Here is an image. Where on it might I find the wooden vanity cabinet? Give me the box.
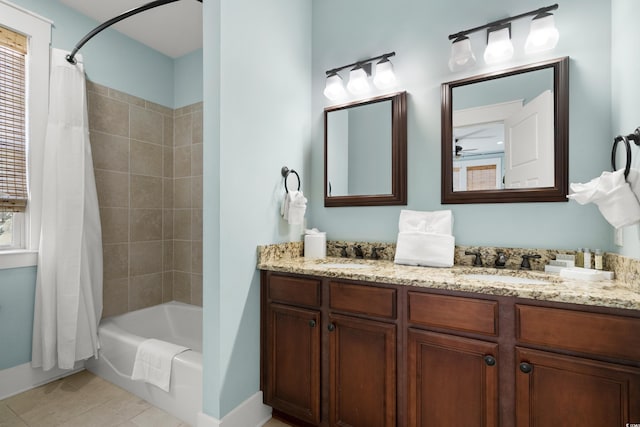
[406,292,499,427]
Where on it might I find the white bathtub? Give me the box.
[86,301,202,426]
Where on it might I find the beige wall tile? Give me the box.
[103,278,129,317]
[163,271,174,303]
[131,106,163,145]
[192,209,202,242]
[131,209,162,242]
[163,116,174,148]
[191,241,202,274]
[191,274,202,307]
[88,92,129,137]
[109,88,146,108]
[174,114,192,147]
[173,271,191,304]
[95,170,129,208]
[131,140,163,177]
[173,240,191,273]
[129,241,163,276]
[174,178,192,209]
[191,175,203,208]
[131,175,163,209]
[100,208,129,244]
[163,209,174,240]
[146,101,173,117]
[86,80,109,96]
[90,131,129,173]
[103,243,129,280]
[163,147,174,178]
[173,209,192,240]
[191,143,203,176]
[163,240,174,271]
[129,273,163,311]
[174,145,192,178]
[192,110,203,145]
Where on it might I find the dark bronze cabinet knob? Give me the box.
[328,323,336,332]
[309,319,316,328]
[484,355,496,366]
[519,362,533,374]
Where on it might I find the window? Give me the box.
[0,3,50,268]
[0,24,27,249]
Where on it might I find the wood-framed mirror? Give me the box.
[324,91,407,207]
[441,56,569,204]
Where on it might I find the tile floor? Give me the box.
[0,370,289,427]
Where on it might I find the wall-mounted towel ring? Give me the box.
[281,166,301,193]
[611,135,631,179]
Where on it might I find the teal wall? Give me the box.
[612,0,640,259]
[0,267,36,370]
[309,0,615,251]
[202,0,311,419]
[175,49,204,108]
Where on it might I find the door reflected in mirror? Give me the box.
[442,57,569,204]
[324,91,407,207]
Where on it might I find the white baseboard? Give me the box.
[197,391,272,427]
[0,361,84,400]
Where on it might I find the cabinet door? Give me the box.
[328,313,397,427]
[265,303,321,424]
[516,347,640,427]
[407,329,498,427]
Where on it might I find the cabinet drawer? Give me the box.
[408,292,498,336]
[516,305,640,361]
[269,274,321,307]
[329,281,396,319]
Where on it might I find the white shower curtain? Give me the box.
[32,48,103,371]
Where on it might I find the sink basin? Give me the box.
[461,273,550,285]
[316,262,372,270]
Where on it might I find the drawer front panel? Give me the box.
[269,274,321,307]
[408,292,498,336]
[516,304,640,361]
[330,281,396,319]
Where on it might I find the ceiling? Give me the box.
[59,0,202,58]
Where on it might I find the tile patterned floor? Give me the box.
[0,370,289,427]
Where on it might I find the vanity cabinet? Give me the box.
[261,270,640,427]
[514,304,640,426]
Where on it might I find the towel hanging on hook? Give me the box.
[281,166,301,193]
[280,166,306,225]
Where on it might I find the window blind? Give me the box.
[466,165,497,191]
[0,25,28,212]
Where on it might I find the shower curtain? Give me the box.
[32,48,103,371]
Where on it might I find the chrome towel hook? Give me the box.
[281,166,301,193]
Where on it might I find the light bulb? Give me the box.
[346,66,370,95]
[484,26,514,65]
[323,73,347,101]
[448,36,476,72]
[525,13,559,54]
[373,58,397,89]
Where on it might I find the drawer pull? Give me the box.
[484,355,496,366]
[309,319,316,328]
[328,323,336,332]
[519,362,533,374]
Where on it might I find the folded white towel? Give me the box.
[394,231,455,268]
[398,209,453,234]
[568,169,640,228]
[286,191,307,225]
[131,338,189,392]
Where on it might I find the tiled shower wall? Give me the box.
[86,81,203,317]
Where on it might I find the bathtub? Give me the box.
[86,301,202,426]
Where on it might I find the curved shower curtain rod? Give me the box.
[66,0,203,64]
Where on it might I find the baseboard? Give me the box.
[197,391,272,427]
[0,361,84,400]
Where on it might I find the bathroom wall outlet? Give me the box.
[614,227,624,246]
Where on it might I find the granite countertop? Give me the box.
[258,252,640,311]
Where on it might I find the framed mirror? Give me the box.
[324,91,407,207]
[441,57,569,204]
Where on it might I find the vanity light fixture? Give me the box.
[323,52,396,100]
[484,24,514,64]
[448,3,559,69]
